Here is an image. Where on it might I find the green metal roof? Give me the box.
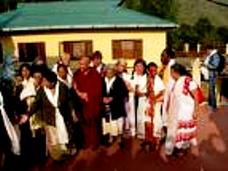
[0,0,177,32]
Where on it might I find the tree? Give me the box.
[0,0,17,13]
[193,17,221,45]
[217,27,228,43]
[168,24,199,50]
[125,0,176,21]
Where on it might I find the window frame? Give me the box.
[112,39,143,59]
[61,40,93,60]
[18,42,46,62]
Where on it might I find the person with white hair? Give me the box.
[116,59,134,134]
[102,64,128,146]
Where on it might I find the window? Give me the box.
[112,40,143,59]
[18,43,46,62]
[62,41,93,60]
[0,43,3,64]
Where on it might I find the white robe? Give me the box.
[44,82,69,146]
[0,92,20,155]
[132,73,148,139]
[165,76,197,154]
[151,75,165,138]
[162,59,175,127]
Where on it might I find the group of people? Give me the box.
[1,46,220,170]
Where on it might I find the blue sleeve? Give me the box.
[208,53,220,70]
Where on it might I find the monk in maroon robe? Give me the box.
[73,56,102,149]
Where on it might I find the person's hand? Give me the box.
[103,97,112,104]
[71,110,78,123]
[79,92,89,102]
[103,97,109,104]
[19,114,29,125]
[136,90,145,97]
[125,82,134,92]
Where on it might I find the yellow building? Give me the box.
[0,1,176,67]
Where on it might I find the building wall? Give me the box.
[2,30,167,67]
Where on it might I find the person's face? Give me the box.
[171,69,179,80]
[62,53,71,66]
[92,57,102,67]
[161,53,170,66]
[21,67,30,79]
[43,78,54,89]
[79,57,90,72]
[135,63,145,75]
[148,66,157,78]
[106,68,115,79]
[33,73,43,87]
[116,63,126,73]
[58,67,67,80]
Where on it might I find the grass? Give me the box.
[175,0,228,27]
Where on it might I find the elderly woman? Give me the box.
[116,59,135,136]
[102,64,128,145]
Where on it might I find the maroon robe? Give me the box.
[73,68,102,148]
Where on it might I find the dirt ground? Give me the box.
[30,104,228,171]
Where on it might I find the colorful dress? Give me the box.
[146,75,165,142]
[165,76,197,154]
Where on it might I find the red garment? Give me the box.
[73,68,103,148]
[145,76,155,143]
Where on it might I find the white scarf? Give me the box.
[57,76,71,88]
[105,76,116,94]
[204,49,218,66]
[0,92,20,155]
[44,82,69,145]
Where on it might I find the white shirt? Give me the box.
[96,64,103,74]
[57,76,72,88]
[154,75,165,96]
[105,76,116,94]
[20,77,36,100]
[133,73,147,94]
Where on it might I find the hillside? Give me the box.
[176,0,228,27]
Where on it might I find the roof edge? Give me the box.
[2,23,178,32]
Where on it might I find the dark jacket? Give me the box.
[102,76,128,120]
[30,82,73,127]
